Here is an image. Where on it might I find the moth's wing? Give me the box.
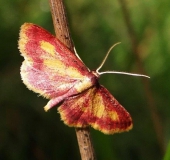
[19,23,91,109]
[58,85,133,134]
[58,86,95,128]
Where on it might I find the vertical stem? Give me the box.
[48,0,73,51]
[76,128,96,160]
[118,0,165,154]
[48,0,96,159]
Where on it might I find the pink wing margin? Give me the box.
[58,85,133,134]
[19,23,92,110]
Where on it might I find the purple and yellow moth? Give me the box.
[19,23,149,134]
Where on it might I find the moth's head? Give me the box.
[91,70,100,78]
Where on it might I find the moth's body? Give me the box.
[19,23,133,134]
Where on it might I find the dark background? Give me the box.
[0,0,170,159]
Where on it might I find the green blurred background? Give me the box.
[0,0,170,159]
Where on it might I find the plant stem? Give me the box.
[48,0,96,159]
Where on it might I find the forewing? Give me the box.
[19,23,90,100]
[58,85,132,134]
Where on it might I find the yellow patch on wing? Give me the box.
[66,67,84,79]
[40,41,56,56]
[93,94,105,118]
[43,59,85,79]
[93,92,119,121]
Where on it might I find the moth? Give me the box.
[19,23,149,134]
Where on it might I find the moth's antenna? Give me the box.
[99,71,150,78]
[73,46,90,71]
[96,42,150,78]
[73,47,83,62]
[96,42,121,73]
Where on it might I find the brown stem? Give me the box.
[118,0,165,154]
[48,0,73,51]
[48,0,96,159]
[76,128,96,160]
